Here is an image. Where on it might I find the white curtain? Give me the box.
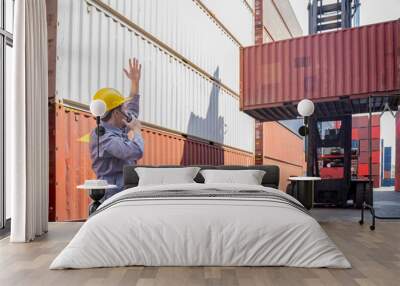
[8,0,49,242]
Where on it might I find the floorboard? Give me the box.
[0,210,399,286]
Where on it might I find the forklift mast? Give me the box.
[308,115,352,206]
[308,0,360,34]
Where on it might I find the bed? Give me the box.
[50,165,351,269]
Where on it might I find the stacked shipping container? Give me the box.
[262,122,305,190]
[352,115,380,187]
[55,0,255,151]
[52,104,253,221]
[48,0,306,220]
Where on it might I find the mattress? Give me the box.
[50,183,351,269]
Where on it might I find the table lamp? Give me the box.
[297,99,315,175]
[297,99,315,136]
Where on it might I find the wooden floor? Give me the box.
[0,211,399,286]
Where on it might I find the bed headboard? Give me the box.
[123,165,280,190]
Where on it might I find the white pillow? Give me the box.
[135,167,201,186]
[200,169,266,185]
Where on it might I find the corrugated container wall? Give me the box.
[352,115,381,188]
[99,0,241,91]
[262,122,305,190]
[241,20,400,111]
[52,105,253,221]
[56,0,255,152]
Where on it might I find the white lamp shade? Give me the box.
[297,99,315,117]
[90,100,107,117]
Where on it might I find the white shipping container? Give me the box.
[245,0,255,10]
[198,0,254,46]
[98,0,243,93]
[56,0,255,152]
[272,0,303,37]
[263,28,274,43]
[263,0,302,40]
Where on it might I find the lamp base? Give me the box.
[88,189,106,215]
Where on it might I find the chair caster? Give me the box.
[370,225,375,231]
[358,220,363,225]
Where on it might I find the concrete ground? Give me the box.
[310,188,400,223]
[373,190,400,217]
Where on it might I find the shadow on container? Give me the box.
[181,68,225,165]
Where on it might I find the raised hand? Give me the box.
[123,58,142,97]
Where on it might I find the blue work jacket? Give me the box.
[89,95,144,199]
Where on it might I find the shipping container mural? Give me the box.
[56,0,255,152]
[50,104,254,221]
[49,0,310,221]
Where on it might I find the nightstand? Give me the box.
[288,177,321,210]
[77,180,117,215]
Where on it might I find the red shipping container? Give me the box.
[352,117,367,128]
[352,115,380,128]
[373,176,379,188]
[358,163,380,176]
[358,164,368,176]
[240,20,400,121]
[320,167,344,179]
[372,163,380,176]
[360,139,380,152]
[358,152,368,164]
[352,128,359,140]
[358,128,368,140]
[358,151,380,164]
[51,104,255,221]
[358,127,380,140]
[372,126,380,139]
[372,151,380,164]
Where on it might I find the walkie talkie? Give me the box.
[122,112,134,123]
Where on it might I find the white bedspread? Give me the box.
[50,183,351,269]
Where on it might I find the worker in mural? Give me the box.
[89,58,144,199]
